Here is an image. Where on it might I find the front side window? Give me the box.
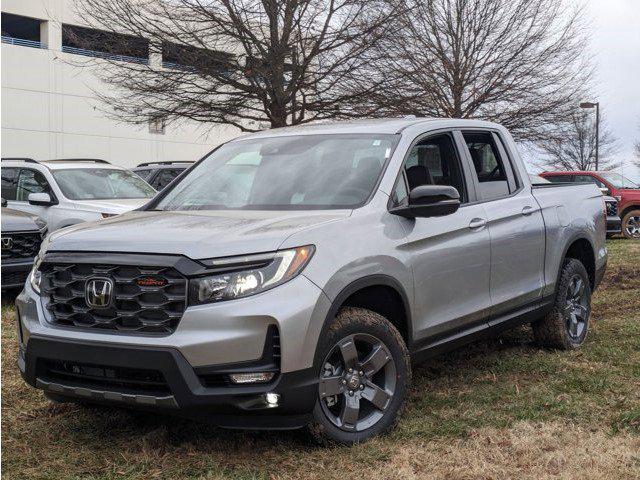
[392,133,467,205]
[574,175,605,188]
[153,169,183,190]
[155,134,399,210]
[134,169,153,180]
[52,169,156,200]
[1,167,19,200]
[463,131,510,200]
[16,169,52,201]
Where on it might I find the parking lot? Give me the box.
[1,239,638,479]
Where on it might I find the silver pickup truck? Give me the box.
[16,118,607,444]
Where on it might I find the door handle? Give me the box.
[469,218,487,229]
[522,206,535,216]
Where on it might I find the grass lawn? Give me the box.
[2,240,639,479]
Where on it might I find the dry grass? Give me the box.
[2,240,639,479]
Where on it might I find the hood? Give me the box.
[1,208,45,232]
[73,198,151,214]
[46,209,350,259]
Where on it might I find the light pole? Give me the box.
[580,101,600,170]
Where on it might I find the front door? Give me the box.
[391,132,492,341]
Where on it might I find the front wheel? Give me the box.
[309,307,411,444]
[622,209,640,239]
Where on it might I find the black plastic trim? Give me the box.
[22,335,317,428]
[410,296,554,363]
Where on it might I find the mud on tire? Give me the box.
[308,307,411,445]
[533,258,592,349]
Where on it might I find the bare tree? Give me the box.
[537,109,618,171]
[371,0,592,142]
[71,0,398,132]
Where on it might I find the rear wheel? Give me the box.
[622,209,640,239]
[309,307,410,444]
[533,258,591,349]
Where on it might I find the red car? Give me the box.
[540,171,640,239]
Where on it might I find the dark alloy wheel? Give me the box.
[564,274,589,342]
[533,258,592,349]
[309,307,410,444]
[319,333,396,432]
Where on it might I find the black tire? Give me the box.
[621,209,640,239]
[308,307,411,445]
[533,258,592,349]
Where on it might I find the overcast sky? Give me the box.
[588,0,640,179]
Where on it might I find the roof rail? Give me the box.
[136,160,194,167]
[1,157,38,164]
[45,158,111,164]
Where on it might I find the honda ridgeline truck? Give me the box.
[17,119,607,444]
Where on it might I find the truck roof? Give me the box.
[234,117,504,140]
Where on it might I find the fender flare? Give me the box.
[555,234,596,290]
[311,274,413,368]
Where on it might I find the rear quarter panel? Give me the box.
[532,184,606,296]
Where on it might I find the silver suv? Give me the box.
[1,158,156,231]
[16,119,607,444]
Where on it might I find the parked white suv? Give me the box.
[1,158,156,231]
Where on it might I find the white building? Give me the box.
[1,0,239,169]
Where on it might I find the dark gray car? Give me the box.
[16,118,607,444]
[1,203,47,288]
[132,161,193,191]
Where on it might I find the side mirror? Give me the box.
[1,198,7,207]
[599,187,610,196]
[391,185,461,218]
[28,192,54,206]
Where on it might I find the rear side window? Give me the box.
[16,169,52,201]
[1,167,19,200]
[462,132,510,200]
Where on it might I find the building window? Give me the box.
[62,24,149,64]
[149,117,166,135]
[1,13,46,49]
[162,41,232,74]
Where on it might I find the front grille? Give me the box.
[606,201,618,216]
[1,232,42,259]
[41,263,187,334]
[37,358,170,395]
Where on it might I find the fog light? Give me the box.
[229,372,275,384]
[264,392,280,407]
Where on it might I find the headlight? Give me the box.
[189,245,315,304]
[28,254,43,294]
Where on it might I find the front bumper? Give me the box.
[606,216,621,235]
[19,335,317,429]
[1,257,33,289]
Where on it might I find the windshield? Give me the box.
[599,172,639,189]
[155,134,399,210]
[53,169,156,200]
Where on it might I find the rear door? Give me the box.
[460,130,546,315]
[390,131,492,340]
